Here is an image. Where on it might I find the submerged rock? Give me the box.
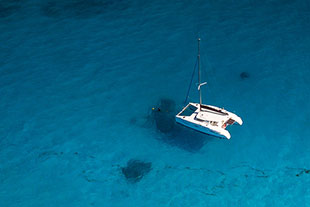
[240,72,249,80]
[121,159,152,183]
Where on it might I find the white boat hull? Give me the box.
[175,103,242,139]
[176,117,227,139]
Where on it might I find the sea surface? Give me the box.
[1,0,310,206]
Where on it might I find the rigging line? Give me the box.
[184,57,198,106]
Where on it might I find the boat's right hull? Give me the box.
[175,117,227,139]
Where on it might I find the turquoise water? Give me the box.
[1,0,310,206]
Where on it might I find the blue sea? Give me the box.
[1,0,310,206]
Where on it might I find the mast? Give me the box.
[198,38,202,105]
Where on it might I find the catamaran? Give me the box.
[175,38,243,139]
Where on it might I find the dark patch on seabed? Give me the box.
[150,98,210,152]
[240,72,250,80]
[41,0,128,19]
[294,168,310,177]
[121,159,152,183]
[0,1,21,18]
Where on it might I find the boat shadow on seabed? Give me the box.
[148,98,213,152]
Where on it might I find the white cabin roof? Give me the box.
[195,111,228,123]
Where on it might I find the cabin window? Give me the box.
[180,105,198,116]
